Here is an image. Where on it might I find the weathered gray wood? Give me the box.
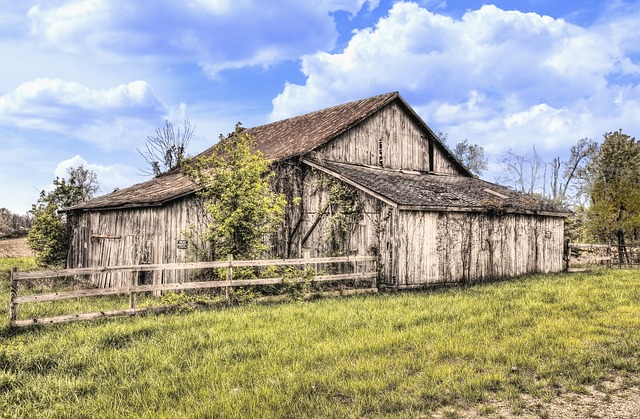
[302,159,398,207]
[13,287,380,327]
[129,272,137,310]
[395,211,564,285]
[226,254,232,303]
[314,101,462,175]
[12,306,171,327]
[301,201,331,245]
[10,267,18,325]
[13,256,377,281]
[14,272,377,304]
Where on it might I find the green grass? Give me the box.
[1,259,639,418]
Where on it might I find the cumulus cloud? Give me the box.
[0,78,166,149]
[271,2,640,158]
[27,0,379,76]
[54,155,139,195]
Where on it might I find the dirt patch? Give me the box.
[434,375,640,418]
[0,237,33,258]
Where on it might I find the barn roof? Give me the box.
[305,159,570,217]
[64,172,197,211]
[65,92,466,211]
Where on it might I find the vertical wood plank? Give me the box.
[130,271,137,310]
[10,267,18,325]
[226,254,233,304]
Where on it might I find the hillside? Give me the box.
[0,238,32,258]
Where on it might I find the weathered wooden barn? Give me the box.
[65,92,569,288]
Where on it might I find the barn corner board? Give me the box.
[64,92,569,287]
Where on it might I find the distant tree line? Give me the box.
[439,129,640,247]
[496,131,640,247]
[0,208,32,239]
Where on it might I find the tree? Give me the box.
[585,130,640,250]
[139,119,194,177]
[545,138,598,204]
[187,124,287,260]
[0,208,32,238]
[498,146,543,195]
[452,139,488,177]
[27,166,100,266]
[434,131,488,177]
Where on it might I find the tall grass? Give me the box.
[1,261,639,418]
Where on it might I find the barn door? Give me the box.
[137,240,154,285]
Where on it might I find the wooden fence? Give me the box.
[565,242,640,271]
[9,255,377,327]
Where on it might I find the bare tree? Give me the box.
[498,146,543,195]
[138,119,195,177]
[544,138,597,204]
[561,137,598,202]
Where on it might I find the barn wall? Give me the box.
[275,168,386,276]
[314,102,462,175]
[395,211,565,286]
[67,196,210,287]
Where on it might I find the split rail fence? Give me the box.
[9,255,377,328]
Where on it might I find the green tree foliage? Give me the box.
[27,166,100,266]
[26,205,68,266]
[0,208,32,238]
[435,132,488,177]
[452,139,488,177]
[187,124,287,260]
[586,130,640,247]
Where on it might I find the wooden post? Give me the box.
[226,254,233,304]
[373,255,378,290]
[303,250,310,296]
[564,240,571,272]
[10,267,18,326]
[130,271,137,311]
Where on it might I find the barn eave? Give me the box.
[303,158,570,218]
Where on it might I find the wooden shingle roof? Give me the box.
[200,91,402,161]
[306,159,570,217]
[66,92,467,211]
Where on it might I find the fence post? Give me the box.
[373,255,379,290]
[226,254,233,304]
[10,267,18,326]
[564,240,571,272]
[303,250,311,297]
[130,271,137,311]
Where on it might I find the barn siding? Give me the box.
[395,211,565,286]
[67,196,209,287]
[314,102,461,175]
[273,168,384,276]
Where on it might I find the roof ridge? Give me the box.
[249,91,399,131]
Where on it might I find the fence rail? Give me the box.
[10,255,378,327]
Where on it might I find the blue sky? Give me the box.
[1,0,639,214]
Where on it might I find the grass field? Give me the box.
[1,257,639,418]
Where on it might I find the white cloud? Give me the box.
[0,78,166,149]
[27,0,380,76]
[270,1,640,163]
[54,155,139,195]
